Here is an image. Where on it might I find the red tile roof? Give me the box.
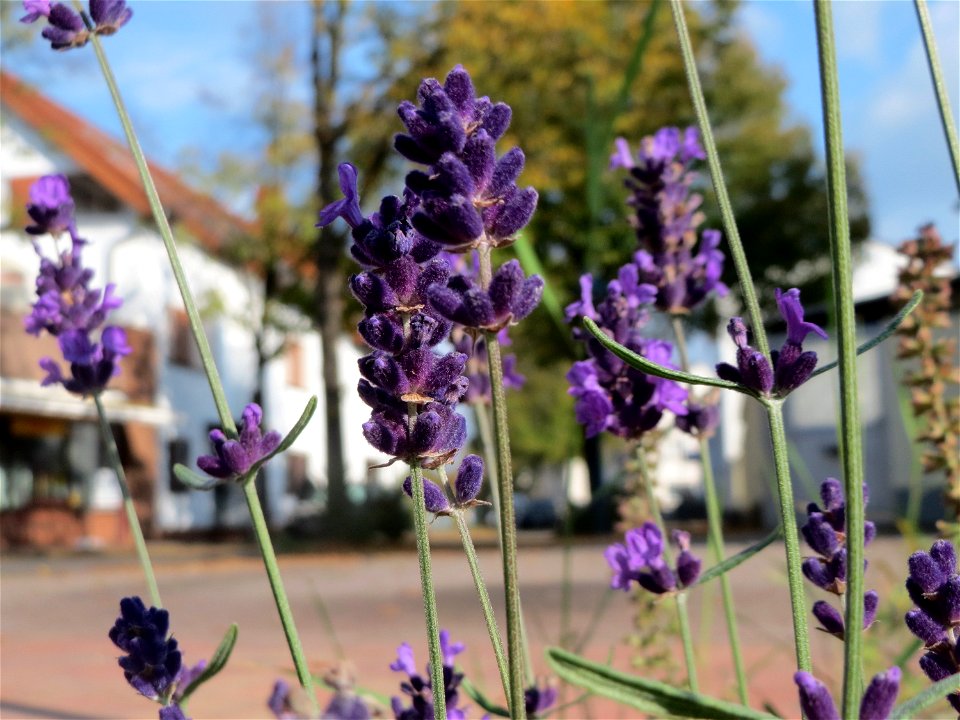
[1,70,255,252]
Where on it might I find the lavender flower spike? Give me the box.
[196,403,281,481]
[109,596,182,701]
[389,631,469,720]
[716,287,826,397]
[605,522,700,594]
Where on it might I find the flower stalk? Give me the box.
[914,0,960,192]
[813,2,867,712]
[670,317,749,705]
[635,450,699,692]
[478,243,528,719]
[93,392,162,609]
[85,27,316,709]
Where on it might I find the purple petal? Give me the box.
[858,667,900,720]
[776,288,828,345]
[794,671,840,720]
[454,455,483,504]
[813,601,845,638]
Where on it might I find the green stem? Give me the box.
[407,464,447,720]
[86,25,316,703]
[914,0,960,192]
[92,393,162,608]
[453,510,511,702]
[478,245,527,720]
[242,480,318,712]
[635,450,699,692]
[86,28,235,435]
[668,0,770,359]
[763,401,812,673]
[670,318,749,704]
[813,3,866,713]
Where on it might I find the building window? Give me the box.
[168,438,190,493]
[286,340,305,388]
[168,310,202,368]
[286,452,310,498]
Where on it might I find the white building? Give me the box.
[0,70,398,548]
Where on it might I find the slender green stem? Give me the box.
[406,463,447,720]
[669,0,769,359]
[472,399,536,685]
[86,29,235,435]
[914,0,960,192]
[670,318,749,704]
[92,393,162,608]
[813,3,866,713]
[635,450,699,692]
[86,25,316,702]
[453,511,511,702]
[242,480,318,713]
[763,401,812,673]
[478,244,527,720]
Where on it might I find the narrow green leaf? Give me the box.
[582,318,751,395]
[810,290,923,379]
[513,232,576,353]
[177,623,239,707]
[889,672,960,719]
[173,464,218,491]
[693,526,782,587]
[460,677,510,717]
[546,647,776,719]
[267,395,318,459]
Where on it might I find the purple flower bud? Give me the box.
[802,513,841,558]
[20,0,52,23]
[858,667,900,720]
[905,608,947,646]
[89,0,132,35]
[109,596,182,700]
[813,601,846,638]
[929,539,958,577]
[24,174,75,236]
[402,475,450,514]
[40,3,89,50]
[909,549,950,594]
[794,671,840,720]
[675,550,701,588]
[454,455,483,504]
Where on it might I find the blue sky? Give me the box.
[6,0,958,250]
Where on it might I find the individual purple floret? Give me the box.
[397,66,537,251]
[109,596,182,701]
[794,667,900,720]
[716,287,827,397]
[20,0,52,23]
[196,403,281,481]
[566,267,688,439]
[24,173,76,237]
[611,128,727,315]
[171,659,206,703]
[605,521,701,594]
[429,259,543,332]
[24,176,131,396]
[389,631,468,720]
[904,539,960,714]
[89,0,132,35]
[402,475,451,515]
[524,681,559,717]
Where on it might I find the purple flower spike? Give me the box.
[606,522,698,595]
[794,672,840,720]
[389,630,469,720]
[453,454,483,504]
[717,288,826,397]
[196,403,282,482]
[402,475,451,515]
[859,667,900,720]
[109,596,182,701]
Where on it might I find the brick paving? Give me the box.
[0,536,918,719]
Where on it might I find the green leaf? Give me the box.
[582,317,753,395]
[460,677,510,717]
[693,526,782,587]
[889,672,960,719]
[263,395,318,461]
[513,232,576,353]
[546,647,776,719]
[173,464,218,491]
[177,623,238,708]
[810,290,923,379]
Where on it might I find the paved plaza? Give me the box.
[1,536,919,719]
